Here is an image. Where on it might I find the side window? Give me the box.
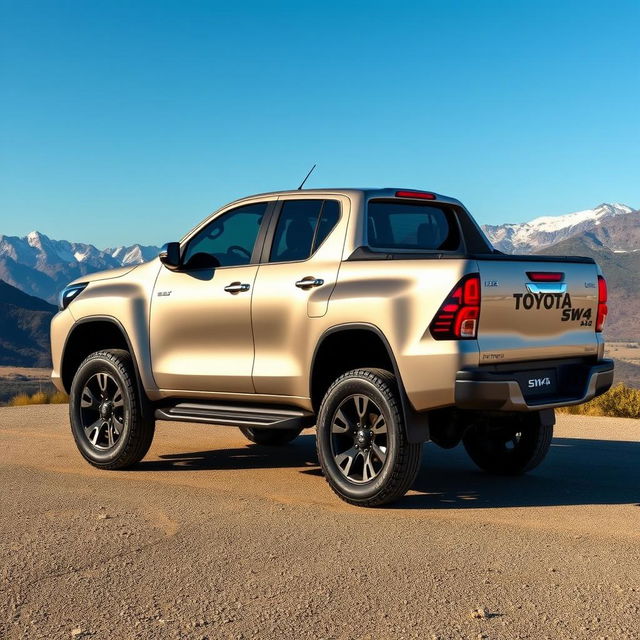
[183,202,268,268]
[313,200,340,252]
[269,199,340,263]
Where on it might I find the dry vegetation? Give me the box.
[8,391,68,406]
[5,385,639,419]
[557,384,640,419]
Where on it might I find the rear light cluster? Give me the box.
[430,274,481,340]
[596,275,608,333]
[526,271,564,282]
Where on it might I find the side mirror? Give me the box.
[159,242,181,270]
[182,252,221,270]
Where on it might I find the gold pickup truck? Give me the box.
[51,188,614,506]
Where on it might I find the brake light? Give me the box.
[395,190,436,200]
[596,275,608,332]
[430,274,481,340]
[526,272,564,282]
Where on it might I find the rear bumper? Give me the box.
[455,358,614,412]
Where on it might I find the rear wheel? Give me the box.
[316,368,422,507]
[239,426,302,446]
[69,349,155,469]
[462,413,553,475]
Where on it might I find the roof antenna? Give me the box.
[297,164,316,190]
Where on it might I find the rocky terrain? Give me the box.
[1,406,638,639]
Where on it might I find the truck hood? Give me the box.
[68,264,140,287]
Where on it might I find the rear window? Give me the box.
[367,200,461,251]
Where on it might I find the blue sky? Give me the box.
[1,0,638,247]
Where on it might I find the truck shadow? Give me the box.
[404,436,640,510]
[136,434,319,472]
[136,434,640,509]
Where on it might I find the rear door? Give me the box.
[251,197,345,397]
[476,259,600,363]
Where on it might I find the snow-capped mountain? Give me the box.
[482,203,636,254]
[0,232,159,304]
[107,244,161,265]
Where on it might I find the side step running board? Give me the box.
[155,402,316,431]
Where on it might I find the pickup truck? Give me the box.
[51,188,614,506]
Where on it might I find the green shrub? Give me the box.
[558,384,640,419]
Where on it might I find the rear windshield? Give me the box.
[367,200,461,251]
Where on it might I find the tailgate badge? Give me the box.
[528,377,551,389]
[484,280,498,287]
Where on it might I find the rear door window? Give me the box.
[269,199,340,263]
[367,200,461,251]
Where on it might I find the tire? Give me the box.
[239,426,303,446]
[69,349,155,469]
[462,413,553,475]
[316,368,422,507]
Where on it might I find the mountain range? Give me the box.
[482,202,639,344]
[0,279,57,367]
[482,203,638,254]
[0,231,160,304]
[0,201,638,378]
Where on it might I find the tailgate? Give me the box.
[476,258,600,363]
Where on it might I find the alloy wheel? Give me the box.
[330,394,388,483]
[79,372,126,450]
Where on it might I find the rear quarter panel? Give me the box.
[327,259,480,410]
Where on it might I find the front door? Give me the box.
[150,201,272,393]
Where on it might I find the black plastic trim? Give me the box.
[61,315,148,403]
[346,246,596,264]
[155,401,315,430]
[468,253,595,264]
[346,246,469,261]
[455,358,614,411]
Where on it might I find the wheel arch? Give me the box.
[60,316,146,401]
[310,323,429,443]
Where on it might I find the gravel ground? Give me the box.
[1,405,639,639]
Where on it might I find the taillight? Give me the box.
[596,275,608,332]
[526,271,564,282]
[430,274,481,340]
[395,190,436,200]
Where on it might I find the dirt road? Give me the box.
[1,405,639,639]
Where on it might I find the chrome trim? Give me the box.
[525,282,567,294]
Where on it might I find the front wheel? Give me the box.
[316,369,422,507]
[462,413,553,475]
[69,349,155,469]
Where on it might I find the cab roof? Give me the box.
[224,187,465,208]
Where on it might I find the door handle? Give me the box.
[295,277,324,289]
[526,283,567,294]
[224,282,251,294]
